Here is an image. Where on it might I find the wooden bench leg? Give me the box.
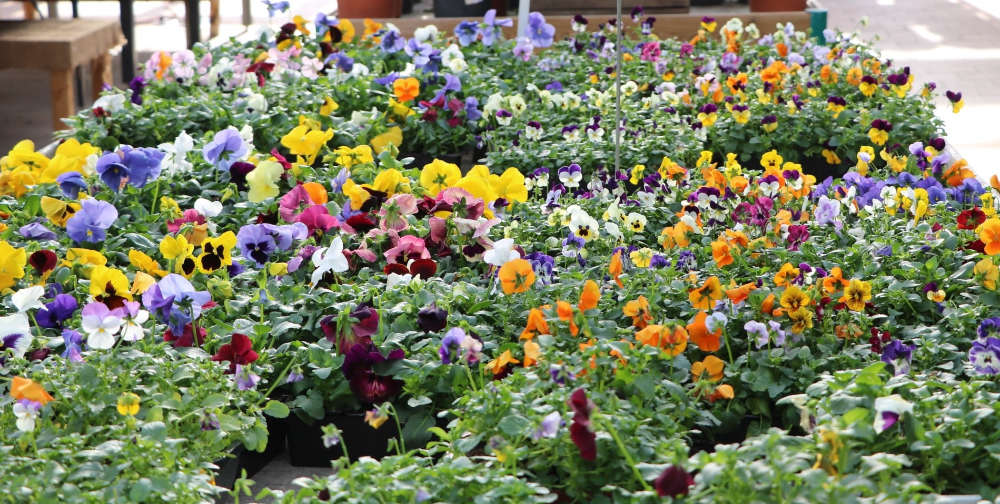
[90,54,113,100]
[22,1,37,19]
[210,0,220,38]
[50,68,75,131]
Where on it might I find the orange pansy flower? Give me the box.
[689,276,723,310]
[10,376,54,405]
[622,296,652,329]
[635,325,688,356]
[687,311,722,352]
[691,355,725,382]
[609,250,624,288]
[726,282,757,305]
[578,279,600,311]
[822,267,849,294]
[774,262,799,287]
[499,259,535,294]
[523,340,541,367]
[556,300,579,336]
[520,308,549,340]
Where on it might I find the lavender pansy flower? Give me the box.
[62,328,84,362]
[881,340,915,375]
[533,411,562,440]
[18,221,58,241]
[65,198,118,243]
[202,127,248,171]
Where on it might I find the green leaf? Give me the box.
[843,407,869,425]
[497,415,531,437]
[263,400,290,418]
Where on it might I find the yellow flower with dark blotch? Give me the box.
[41,196,80,227]
[197,231,237,274]
[493,167,528,207]
[624,212,647,233]
[691,355,724,382]
[622,296,652,329]
[780,284,810,312]
[760,150,783,170]
[370,126,403,154]
[689,276,723,310]
[420,159,461,195]
[839,279,872,311]
[0,240,27,291]
[175,253,198,278]
[338,18,356,43]
[89,265,133,302]
[320,96,339,116]
[117,392,140,416]
[159,234,193,261]
[342,179,370,211]
[499,259,535,295]
[788,307,814,333]
[129,249,167,277]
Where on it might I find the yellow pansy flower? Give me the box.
[420,159,461,195]
[370,126,403,154]
[159,234,194,261]
[129,249,168,277]
[246,160,285,203]
[89,265,133,301]
[0,241,27,291]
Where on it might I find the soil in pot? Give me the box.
[286,412,400,467]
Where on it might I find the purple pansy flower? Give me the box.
[969,337,1000,375]
[881,340,915,375]
[37,294,78,329]
[57,171,88,199]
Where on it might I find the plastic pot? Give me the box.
[286,412,399,467]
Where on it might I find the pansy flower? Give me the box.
[65,199,118,243]
[212,333,259,374]
[0,313,32,361]
[80,301,125,350]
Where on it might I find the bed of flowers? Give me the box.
[2,5,1000,503]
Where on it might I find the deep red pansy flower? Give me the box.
[654,465,694,497]
[28,249,58,274]
[957,207,986,230]
[212,333,259,373]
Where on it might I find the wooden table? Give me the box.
[0,19,125,130]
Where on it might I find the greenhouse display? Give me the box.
[2,6,1000,503]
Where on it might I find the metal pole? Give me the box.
[242,0,252,26]
[516,0,529,40]
[185,0,201,48]
[121,0,135,82]
[614,0,622,174]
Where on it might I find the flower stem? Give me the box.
[600,415,652,492]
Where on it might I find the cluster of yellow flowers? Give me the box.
[0,139,98,197]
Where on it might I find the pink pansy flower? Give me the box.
[297,205,340,234]
[167,209,206,233]
[384,234,430,264]
[377,193,419,233]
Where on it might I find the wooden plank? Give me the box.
[354,11,811,40]
[90,52,112,99]
[533,0,689,15]
[0,20,125,71]
[49,67,74,130]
